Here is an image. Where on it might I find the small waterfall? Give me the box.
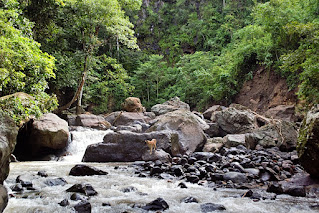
[61,126,113,162]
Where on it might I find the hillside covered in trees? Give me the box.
[1,0,319,122]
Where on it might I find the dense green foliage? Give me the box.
[1,0,319,118]
[0,0,58,124]
[131,0,319,110]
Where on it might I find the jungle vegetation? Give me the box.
[0,0,318,122]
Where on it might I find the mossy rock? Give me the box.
[297,106,319,178]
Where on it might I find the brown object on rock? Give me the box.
[122,97,145,112]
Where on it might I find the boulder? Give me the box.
[0,112,18,183]
[142,198,169,211]
[0,111,18,212]
[14,113,69,160]
[75,114,111,130]
[147,109,207,156]
[265,105,296,122]
[223,134,246,148]
[203,138,224,152]
[0,185,8,212]
[73,201,91,213]
[212,107,257,134]
[122,97,145,112]
[200,203,226,212]
[245,120,297,151]
[151,97,190,116]
[202,105,223,120]
[66,184,97,196]
[104,111,152,126]
[69,165,108,176]
[297,105,319,177]
[204,123,220,137]
[223,172,248,183]
[82,130,176,162]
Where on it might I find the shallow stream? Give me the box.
[3,128,319,213]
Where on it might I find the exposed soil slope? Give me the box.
[234,67,298,114]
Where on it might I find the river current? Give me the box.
[3,127,319,213]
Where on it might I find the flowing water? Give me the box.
[3,128,319,213]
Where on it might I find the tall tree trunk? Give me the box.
[54,54,89,114]
[223,0,226,8]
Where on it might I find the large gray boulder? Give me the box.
[0,111,18,212]
[245,120,297,151]
[15,113,69,160]
[151,97,190,116]
[75,114,111,130]
[212,107,257,134]
[104,111,153,126]
[82,130,175,162]
[202,105,223,120]
[147,109,206,156]
[265,105,296,122]
[297,106,319,178]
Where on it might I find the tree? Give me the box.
[50,0,140,114]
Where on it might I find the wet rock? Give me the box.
[141,197,169,211]
[75,114,111,130]
[191,152,215,161]
[83,130,175,162]
[70,193,85,201]
[212,107,257,134]
[150,166,163,176]
[73,200,91,213]
[147,109,206,156]
[203,138,224,153]
[37,171,48,177]
[186,174,199,183]
[181,196,198,203]
[245,120,297,151]
[0,185,8,212]
[171,165,184,177]
[15,113,69,160]
[267,182,284,194]
[122,97,145,113]
[102,202,111,206]
[151,97,190,116]
[223,172,247,183]
[59,199,69,206]
[16,176,33,188]
[245,168,260,176]
[203,105,223,120]
[10,183,23,192]
[104,111,151,127]
[224,134,246,148]
[69,164,108,176]
[121,186,138,193]
[265,105,296,122]
[0,111,18,185]
[142,149,172,163]
[297,105,319,178]
[204,123,220,137]
[178,182,187,188]
[283,186,306,197]
[200,203,226,212]
[66,184,97,196]
[115,124,143,133]
[44,178,67,186]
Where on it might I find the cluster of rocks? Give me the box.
[131,145,316,199]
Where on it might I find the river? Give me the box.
[3,127,319,213]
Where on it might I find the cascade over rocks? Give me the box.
[297,105,319,178]
[82,130,175,162]
[14,113,69,160]
[0,111,18,212]
[147,109,207,155]
[75,114,111,130]
[151,96,190,116]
